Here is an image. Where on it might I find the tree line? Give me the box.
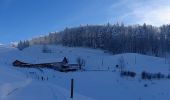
[18,23,170,57]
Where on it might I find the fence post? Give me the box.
[70,78,74,98]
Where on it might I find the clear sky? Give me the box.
[1,0,170,44]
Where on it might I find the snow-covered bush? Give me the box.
[141,71,165,80]
[144,84,148,87]
[120,70,136,78]
[167,74,170,79]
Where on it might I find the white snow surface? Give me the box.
[0,45,170,100]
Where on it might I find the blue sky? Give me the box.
[1,0,170,44]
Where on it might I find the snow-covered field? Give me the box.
[0,45,170,100]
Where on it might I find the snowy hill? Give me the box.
[0,45,170,100]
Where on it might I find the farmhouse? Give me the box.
[12,57,80,72]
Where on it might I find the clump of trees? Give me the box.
[59,23,170,57]
[17,40,30,50]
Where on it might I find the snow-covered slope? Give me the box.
[0,45,170,100]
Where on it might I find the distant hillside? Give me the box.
[18,23,170,57]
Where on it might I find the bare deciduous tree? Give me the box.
[76,57,85,70]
